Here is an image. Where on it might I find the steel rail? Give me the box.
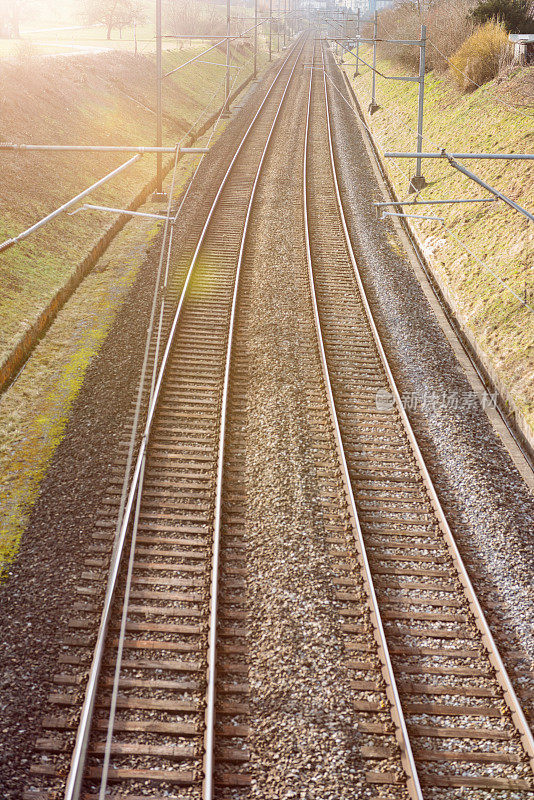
[0,154,141,253]
[97,146,183,800]
[63,34,305,800]
[303,43,424,800]
[96,62,238,790]
[322,46,534,772]
[92,45,299,575]
[64,146,182,800]
[102,64,237,591]
[204,35,308,798]
[330,64,534,478]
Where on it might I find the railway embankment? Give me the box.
[0,43,266,573]
[327,45,534,724]
[0,47,282,797]
[0,44,263,384]
[1,34,533,798]
[342,55,534,448]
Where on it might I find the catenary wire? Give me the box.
[324,66,534,318]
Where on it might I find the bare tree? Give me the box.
[377,0,476,71]
[0,0,10,37]
[79,0,146,39]
[0,0,35,38]
[165,0,226,39]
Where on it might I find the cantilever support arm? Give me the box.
[68,204,171,221]
[445,151,534,223]
[163,16,272,79]
[0,154,142,254]
[383,150,533,222]
[330,40,419,80]
[385,151,534,160]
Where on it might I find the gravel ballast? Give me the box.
[0,58,282,800]
[229,57,407,798]
[0,36,532,800]
[325,50,534,671]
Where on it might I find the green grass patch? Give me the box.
[0,40,268,577]
[0,152,202,579]
[0,43,266,361]
[343,52,534,431]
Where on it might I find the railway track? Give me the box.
[303,40,534,796]
[26,34,308,800]
[24,30,534,800]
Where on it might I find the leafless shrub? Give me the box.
[376,0,476,72]
[449,19,511,90]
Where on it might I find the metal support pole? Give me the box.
[288,0,291,39]
[340,6,349,64]
[369,11,379,114]
[283,0,287,48]
[254,0,258,77]
[155,0,164,197]
[269,0,272,60]
[410,24,427,193]
[277,0,280,52]
[355,8,360,75]
[224,0,231,114]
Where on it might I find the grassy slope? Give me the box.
[0,212,162,575]
[344,51,534,433]
[0,42,267,576]
[0,42,264,360]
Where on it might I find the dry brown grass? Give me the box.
[494,64,534,106]
[376,0,476,72]
[12,38,40,76]
[450,20,511,90]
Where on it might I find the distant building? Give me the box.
[508,33,534,63]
